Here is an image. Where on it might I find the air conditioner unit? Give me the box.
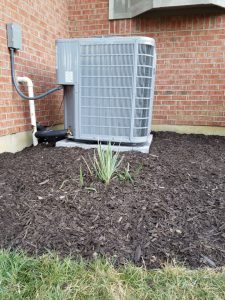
[56,36,156,145]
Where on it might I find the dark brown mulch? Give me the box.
[0,132,225,268]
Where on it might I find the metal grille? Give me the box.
[80,43,134,139]
[134,44,154,137]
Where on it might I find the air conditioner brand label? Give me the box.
[65,71,73,83]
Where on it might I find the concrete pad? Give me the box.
[56,135,153,153]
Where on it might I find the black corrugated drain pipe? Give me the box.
[35,128,69,144]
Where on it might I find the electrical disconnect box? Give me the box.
[6,23,22,50]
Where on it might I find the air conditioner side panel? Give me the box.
[131,41,156,143]
[56,40,79,85]
[64,86,75,133]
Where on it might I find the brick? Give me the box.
[1,0,225,138]
[0,0,68,137]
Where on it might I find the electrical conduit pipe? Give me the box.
[17,77,38,146]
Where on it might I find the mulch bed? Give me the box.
[0,132,225,268]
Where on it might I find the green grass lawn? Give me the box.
[0,250,224,300]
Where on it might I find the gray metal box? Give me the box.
[56,36,156,144]
[56,40,79,85]
[6,23,22,50]
[109,0,225,19]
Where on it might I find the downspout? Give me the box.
[17,77,38,146]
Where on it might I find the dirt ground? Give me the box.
[0,132,225,268]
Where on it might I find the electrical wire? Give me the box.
[49,98,64,129]
[9,48,63,100]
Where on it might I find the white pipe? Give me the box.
[17,77,38,146]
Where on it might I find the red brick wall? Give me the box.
[0,1,224,139]
[0,0,69,137]
[68,0,225,127]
